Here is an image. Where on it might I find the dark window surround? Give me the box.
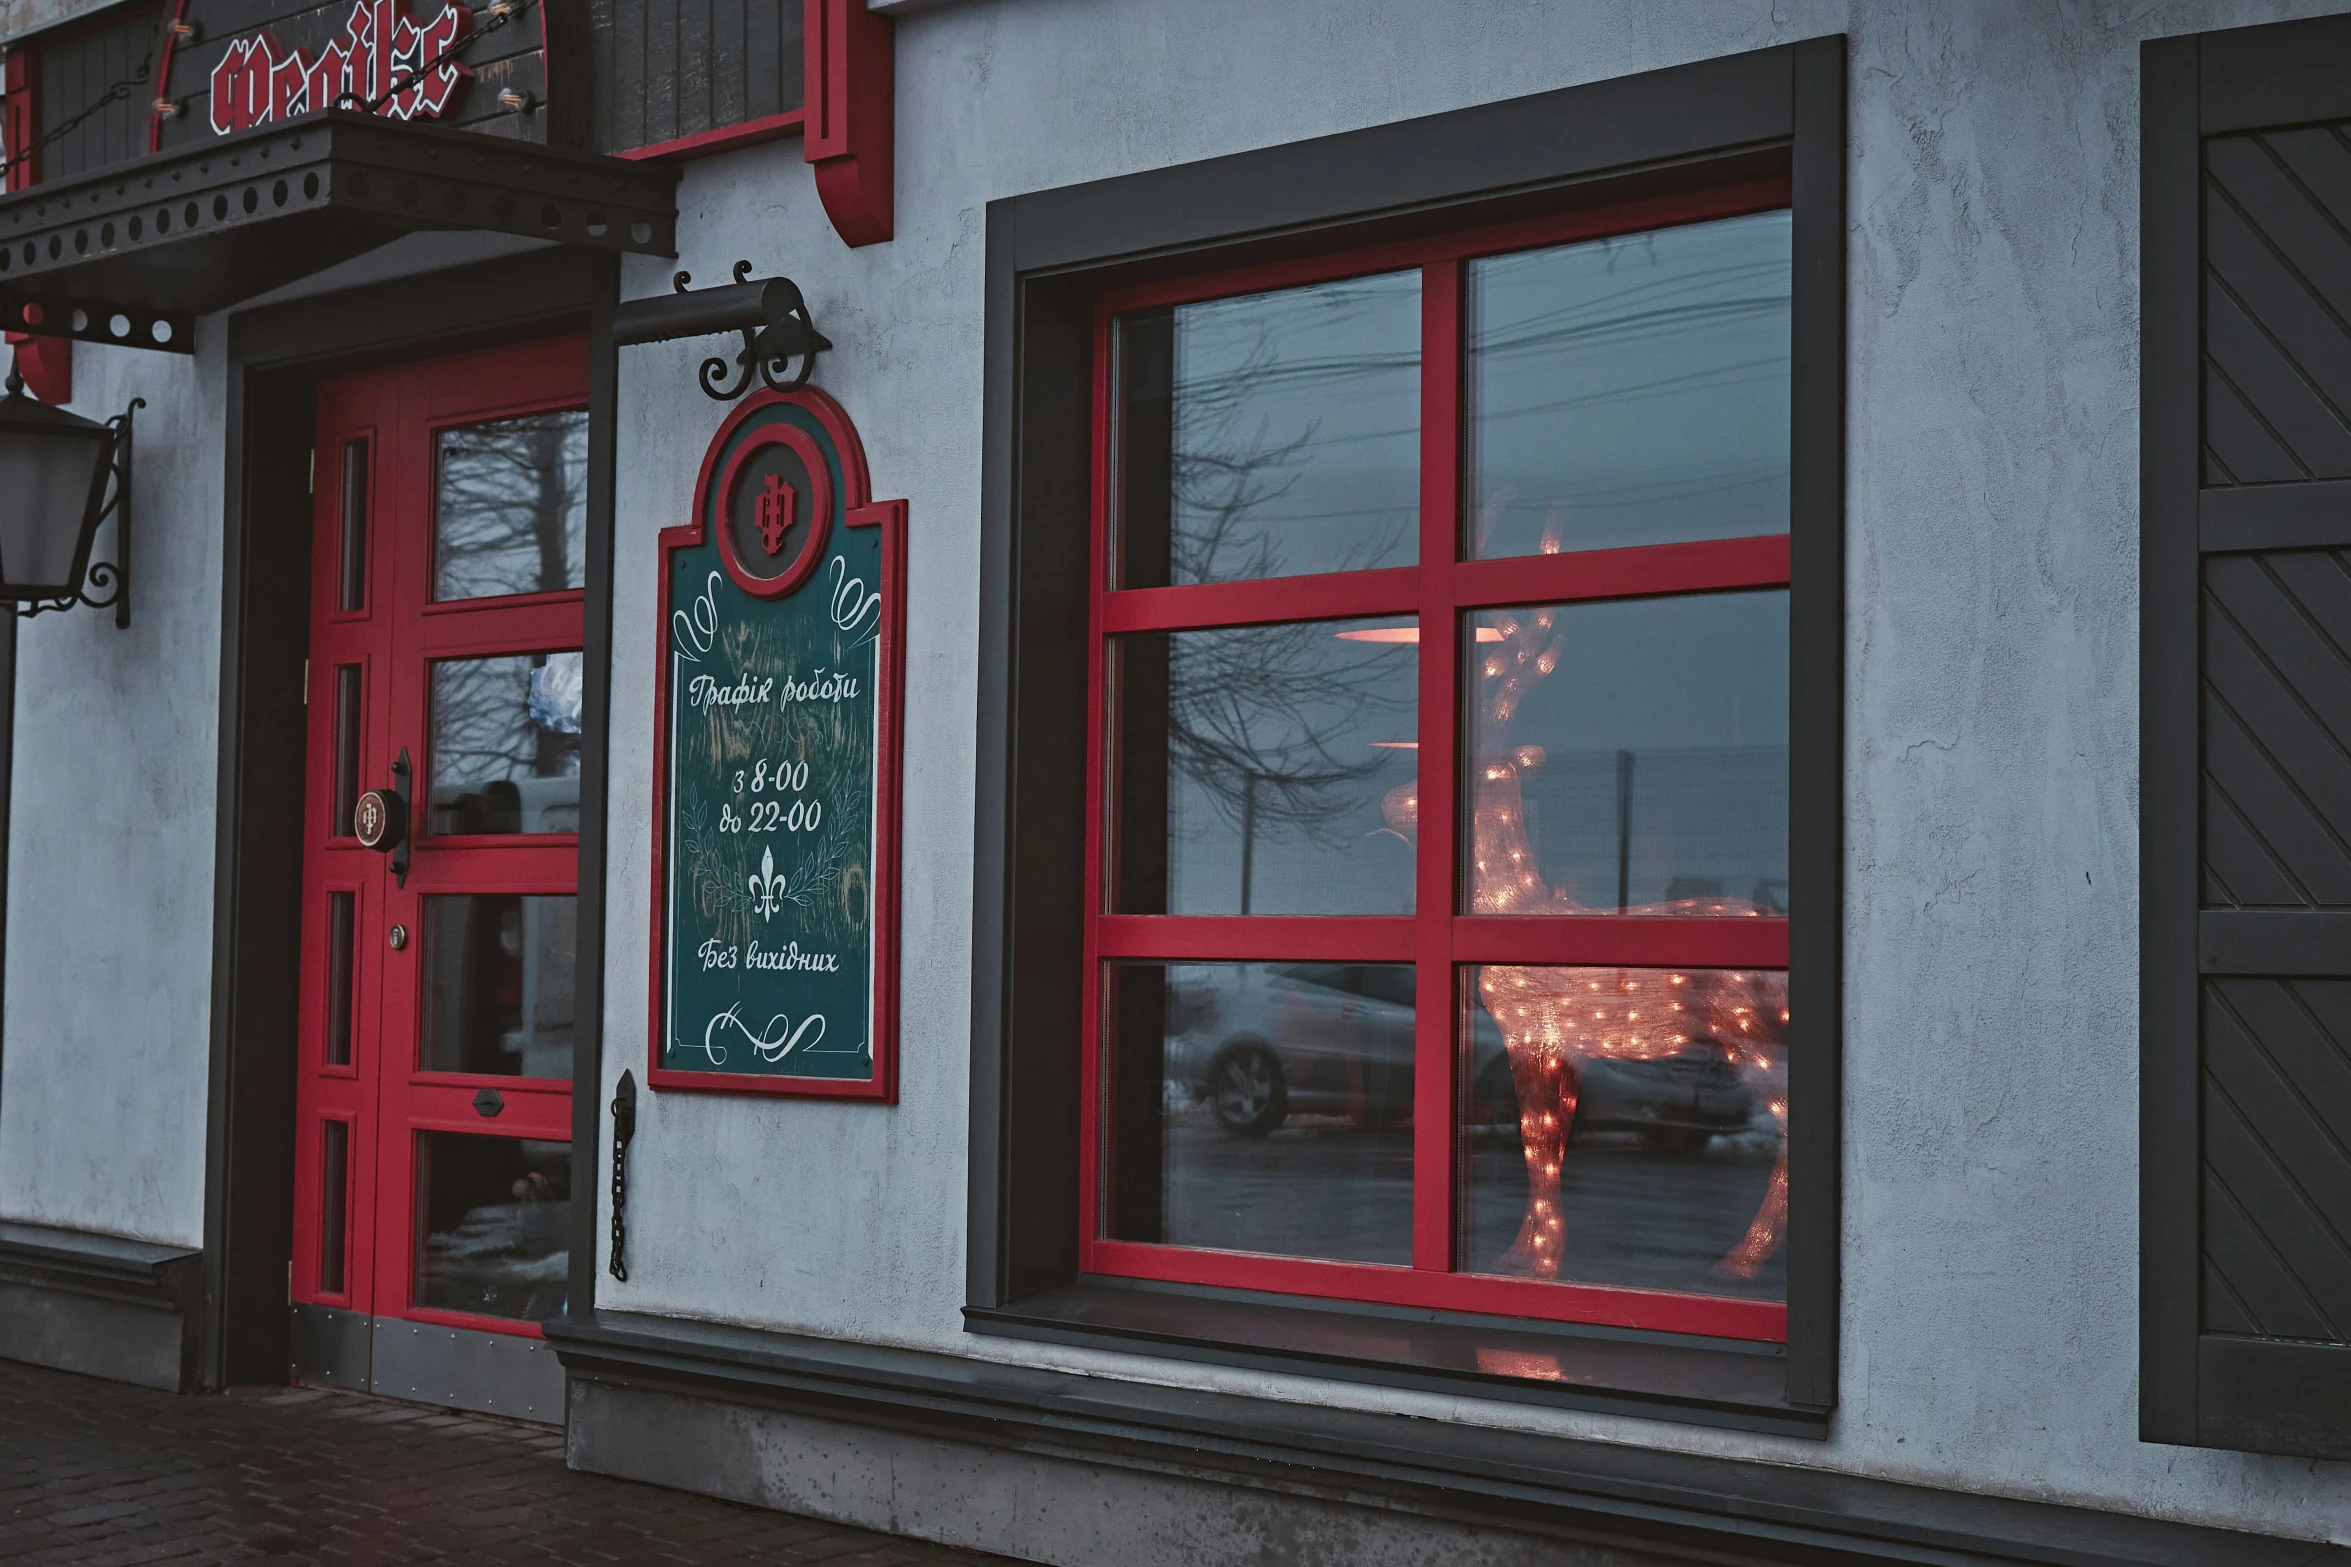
[2142,11,2351,1465]
[971,36,1845,1430]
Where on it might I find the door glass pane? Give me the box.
[1464,591,1787,915]
[1107,961,1413,1265]
[433,409,589,601]
[414,1132,570,1321]
[428,651,583,835]
[338,440,369,612]
[419,895,576,1079]
[1466,209,1790,559]
[1115,270,1420,588]
[332,665,362,838]
[325,891,356,1068]
[319,1120,349,1295]
[1459,964,1787,1300]
[1112,617,1417,915]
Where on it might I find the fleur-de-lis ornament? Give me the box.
[747,844,787,919]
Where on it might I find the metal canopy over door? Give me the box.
[289,334,590,1421]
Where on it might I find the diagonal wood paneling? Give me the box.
[2202,977,2351,1343]
[2202,550,2351,907]
[2204,129,2351,486]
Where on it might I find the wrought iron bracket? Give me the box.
[21,395,140,629]
[612,260,831,400]
[609,1069,637,1282]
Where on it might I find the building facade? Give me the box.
[0,1,2346,1562]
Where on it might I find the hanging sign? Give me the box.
[650,387,905,1099]
[208,0,475,134]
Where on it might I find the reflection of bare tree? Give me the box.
[1150,284,1418,883]
[1168,284,1415,587]
[431,654,582,833]
[1163,622,1408,855]
[435,411,588,600]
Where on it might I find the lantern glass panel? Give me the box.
[0,426,106,595]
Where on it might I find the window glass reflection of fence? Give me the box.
[1515,744,1789,914]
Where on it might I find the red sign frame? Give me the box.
[647,385,908,1101]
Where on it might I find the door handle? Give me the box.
[353,747,413,887]
[472,1088,504,1117]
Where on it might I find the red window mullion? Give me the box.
[1096,915,1415,963]
[1453,534,1791,610]
[1100,566,1417,635]
[1412,257,1464,1274]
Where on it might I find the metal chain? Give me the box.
[330,0,542,116]
[3,53,152,174]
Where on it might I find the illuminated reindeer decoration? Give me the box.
[1384,524,1789,1285]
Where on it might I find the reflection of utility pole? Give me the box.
[1614,748,1634,912]
[1239,771,1260,914]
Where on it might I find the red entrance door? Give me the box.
[288,336,589,1416]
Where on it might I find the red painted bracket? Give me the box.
[804,0,894,247]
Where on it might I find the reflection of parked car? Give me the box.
[1169,965,1755,1150]
[1572,1043,1755,1151]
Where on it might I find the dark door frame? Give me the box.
[202,245,620,1388]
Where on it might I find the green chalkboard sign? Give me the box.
[651,388,904,1099]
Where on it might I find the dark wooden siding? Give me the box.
[153,0,553,153]
[2146,12,2351,1464]
[32,5,163,181]
[588,0,801,153]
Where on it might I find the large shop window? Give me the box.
[1086,199,1795,1339]
[973,39,1843,1430]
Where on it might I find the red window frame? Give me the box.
[1075,177,1795,1343]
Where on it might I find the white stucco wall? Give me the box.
[0,332,223,1247]
[5,0,2348,1545]
[588,0,2351,1546]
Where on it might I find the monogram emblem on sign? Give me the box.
[756,474,796,556]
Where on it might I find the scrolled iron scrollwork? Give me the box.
[660,262,830,403]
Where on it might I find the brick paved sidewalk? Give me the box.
[0,1357,1021,1565]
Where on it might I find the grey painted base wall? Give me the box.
[565,1378,1681,1567]
[0,1282,189,1392]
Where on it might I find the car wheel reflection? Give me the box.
[1209,1042,1287,1136]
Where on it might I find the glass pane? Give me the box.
[319,1120,349,1295]
[1112,617,1417,915]
[338,440,369,612]
[414,1132,570,1321]
[432,409,589,601]
[1464,591,1787,915]
[332,665,362,839]
[428,651,583,835]
[420,895,576,1079]
[1115,270,1420,588]
[1466,209,1790,559]
[1107,961,1413,1265]
[1459,964,1787,1299]
[325,891,356,1068]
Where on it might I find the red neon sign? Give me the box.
[209,0,473,134]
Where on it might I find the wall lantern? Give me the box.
[0,362,139,628]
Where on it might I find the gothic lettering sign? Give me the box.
[209,0,474,134]
[650,387,905,1099]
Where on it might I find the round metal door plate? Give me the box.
[387,924,408,951]
[353,788,406,851]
